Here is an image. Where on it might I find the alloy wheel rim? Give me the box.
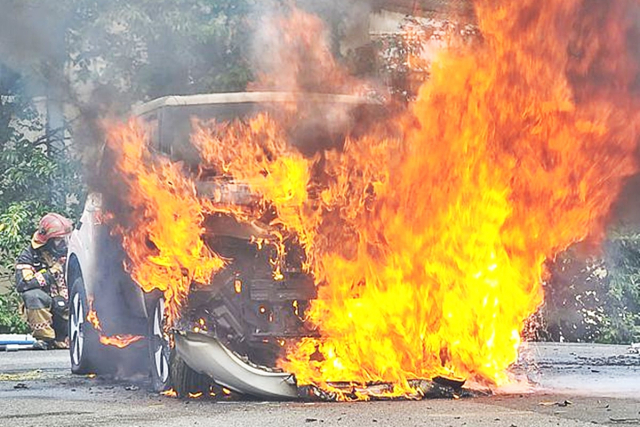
[70,292,84,366]
[153,299,169,383]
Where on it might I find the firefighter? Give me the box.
[14,213,73,350]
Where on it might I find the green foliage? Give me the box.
[0,204,33,271]
[0,288,29,334]
[540,233,640,344]
[0,63,82,336]
[602,232,640,343]
[0,65,83,272]
[68,0,256,103]
[1,0,261,333]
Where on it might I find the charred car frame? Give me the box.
[65,92,382,399]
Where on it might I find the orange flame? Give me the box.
[193,114,316,259]
[161,388,178,397]
[104,2,640,398]
[104,120,226,324]
[98,334,144,349]
[192,2,640,395]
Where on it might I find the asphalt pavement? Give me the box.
[0,343,638,427]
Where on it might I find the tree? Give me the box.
[0,64,82,270]
[1,0,262,266]
[0,63,83,334]
[539,235,640,344]
[0,0,261,333]
[602,232,640,343]
[68,0,256,104]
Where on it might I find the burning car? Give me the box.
[65,92,381,399]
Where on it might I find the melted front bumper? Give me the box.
[174,331,299,400]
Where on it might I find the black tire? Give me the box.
[148,298,171,392]
[170,351,216,398]
[69,276,101,374]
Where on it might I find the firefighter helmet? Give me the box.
[31,213,73,249]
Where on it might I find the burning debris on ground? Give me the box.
[49,0,640,402]
[298,376,479,402]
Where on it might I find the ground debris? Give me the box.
[13,383,28,389]
[297,377,473,401]
[577,354,640,366]
[124,385,140,391]
[609,417,640,424]
[538,400,572,407]
[0,370,43,381]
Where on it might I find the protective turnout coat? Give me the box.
[15,244,67,299]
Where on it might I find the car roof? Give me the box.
[132,91,379,117]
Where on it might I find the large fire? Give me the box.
[104,120,226,325]
[103,1,640,396]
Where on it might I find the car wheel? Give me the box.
[170,351,216,398]
[69,276,100,374]
[148,298,171,392]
